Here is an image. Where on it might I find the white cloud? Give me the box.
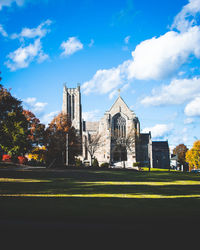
[37,51,49,63]
[32,102,48,113]
[109,89,118,100]
[141,77,200,106]
[60,37,83,57]
[5,38,46,71]
[0,24,8,37]
[82,60,130,95]
[109,83,129,99]
[124,35,130,44]
[142,124,173,138]
[82,26,200,95]
[171,0,200,32]
[82,109,100,121]
[184,96,200,116]
[5,20,51,71]
[0,0,24,10]
[82,1,200,97]
[23,97,36,105]
[23,97,47,114]
[128,26,200,81]
[40,111,60,126]
[11,19,52,40]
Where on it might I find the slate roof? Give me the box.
[152,141,169,151]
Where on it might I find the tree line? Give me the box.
[173,141,200,171]
[0,74,80,167]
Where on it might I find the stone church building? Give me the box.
[62,85,170,169]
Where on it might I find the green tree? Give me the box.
[173,144,188,169]
[0,84,31,160]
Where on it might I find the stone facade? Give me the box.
[62,85,170,169]
[62,84,82,137]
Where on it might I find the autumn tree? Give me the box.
[186,140,200,171]
[0,82,31,160]
[173,143,188,170]
[45,112,81,166]
[23,110,45,146]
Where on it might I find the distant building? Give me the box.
[170,154,179,169]
[62,85,170,169]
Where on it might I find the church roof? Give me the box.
[109,96,128,111]
[152,141,169,151]
[107,96,136,117]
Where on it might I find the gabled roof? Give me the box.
[171,154,178,160]
[152,141,169,151]
[109,96,128,111]
[107,96,136,117]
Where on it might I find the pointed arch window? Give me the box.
[112,113,126,138]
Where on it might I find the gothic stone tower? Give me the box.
[62,84,82,137]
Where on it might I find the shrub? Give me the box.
[100,162,109,168]
[75,158,82,167]
[2,154,11,162]
[133,162,142,171]
[18,156,28,165]
[92,157,99,167]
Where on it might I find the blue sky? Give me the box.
[1,0,200,150]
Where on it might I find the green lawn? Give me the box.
[1,165,200,231]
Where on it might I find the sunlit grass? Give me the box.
[1,169,200,225]
[79,180,200,186]
[1,193,200,199]
[141,167,176,171]
[0,178,51,183]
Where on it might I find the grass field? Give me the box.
[1,164,200,235]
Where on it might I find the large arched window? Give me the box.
[112,113,126,138]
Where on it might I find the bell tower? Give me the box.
[62,84,82,137]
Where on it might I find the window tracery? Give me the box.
[112,113,126,138]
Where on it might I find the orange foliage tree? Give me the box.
[45,112,81,166]
[23,110,45,146]
[173,143,188,169]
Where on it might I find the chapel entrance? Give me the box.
[111,113,127,164]
[112,144,127,162]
